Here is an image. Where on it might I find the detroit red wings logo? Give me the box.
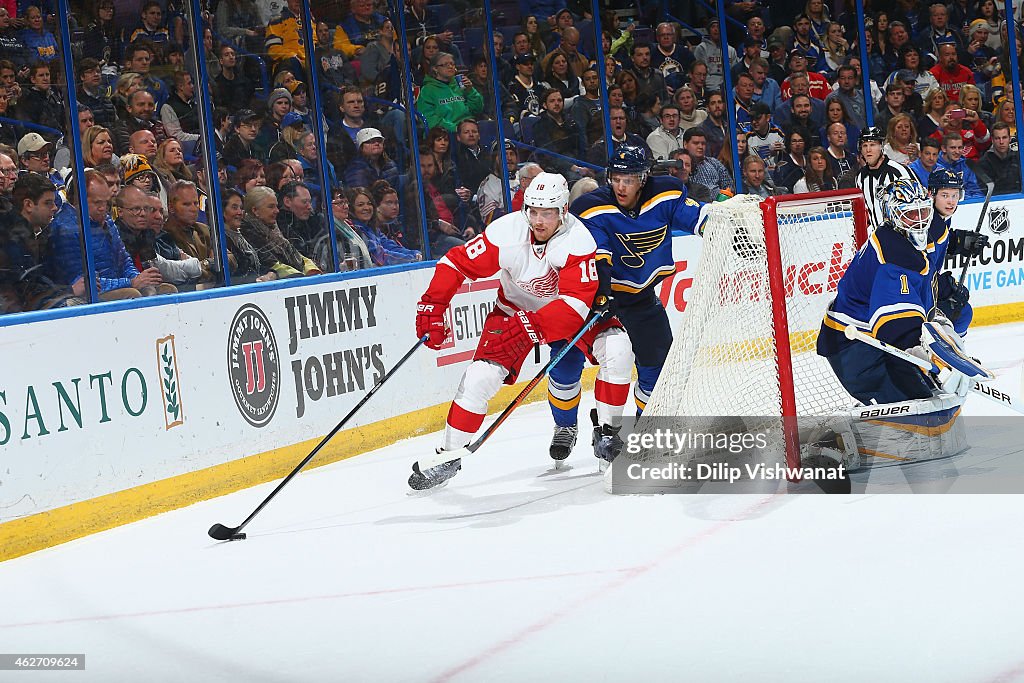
[517,267,560,298]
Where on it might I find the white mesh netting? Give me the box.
[628,192,862,469]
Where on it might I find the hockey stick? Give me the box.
[208,336,429,541]
[413,310,608,472]
[956,181,994,287]
[843,325,1024,415]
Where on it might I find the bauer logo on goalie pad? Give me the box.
[989,207,1009,235]
[227,303,281,428]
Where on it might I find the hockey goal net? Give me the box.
[616,190,869,488]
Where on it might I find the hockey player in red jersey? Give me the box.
[411,173,634,490]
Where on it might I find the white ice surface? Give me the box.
[3,324,1024,683]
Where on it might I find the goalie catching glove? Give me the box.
[478,310,546,368]
[908,317,994,395]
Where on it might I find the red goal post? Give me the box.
[627,189,870,477]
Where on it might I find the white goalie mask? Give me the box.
[522,172,570,226]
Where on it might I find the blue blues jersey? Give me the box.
[569,176,707,296]
[818,219,949,356]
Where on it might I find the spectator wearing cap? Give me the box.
[287,80,310,122]
[51,169,168,301]
[223,110,263,168]
[914,3,966,65]
[213,44,255,112]
[18,5,58,63]
[789,14,828,73]
[15,63,64,143]
[17,133,63,201]
[268,112,306,163]
[254,88,293,161]
[883,67,928,119]
[765,36,789,84]
[730,36,764,82]
[693,18,737,93]
[416,52,484,132]
[746,103,786,172]
[507,53,541,123]
[929,42,974,103]
[76,58,117,130]
[965,20,1000,83]
[780,51,831,101]
[344,127,400,190]
[264,0,317,75]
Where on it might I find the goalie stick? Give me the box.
[412,309,608,474]
[842,325,1024,414]
[208,336,429,541]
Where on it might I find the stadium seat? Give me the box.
[520,114,539,146]
[477,119,497,150]
[463,27,485,63]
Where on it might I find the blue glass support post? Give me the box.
[483,0,512,212]
[391,0,433,259]
[298,0,341,273]
[592,0,614,162]
[855,0,874,128]
[717,0,742,190]
[1004,0,1024,194]
[55,0,98,303]
[190,0,232,286]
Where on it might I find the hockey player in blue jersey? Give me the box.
[544,145,710,466]
[927,169,989,335]
[817,177,987,405]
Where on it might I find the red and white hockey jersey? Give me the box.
[422,211,599,342]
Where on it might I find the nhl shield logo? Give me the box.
[989,206,1009,235]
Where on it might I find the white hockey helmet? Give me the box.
[523,172,570,220]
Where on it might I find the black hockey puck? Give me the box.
[231,533,247,541]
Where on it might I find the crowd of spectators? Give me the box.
[1,0,1023,316]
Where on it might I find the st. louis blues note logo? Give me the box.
[615,225,668,268]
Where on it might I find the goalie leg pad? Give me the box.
[847,393,967,463]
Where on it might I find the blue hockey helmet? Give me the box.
[927,168,965,201]
[882,178,933,249]
[606,145,652,187]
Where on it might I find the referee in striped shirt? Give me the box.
[855,126,915,231]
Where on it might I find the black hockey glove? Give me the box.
[948,229,989,257]
[591,259,617,318]
[935,271,970,323]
